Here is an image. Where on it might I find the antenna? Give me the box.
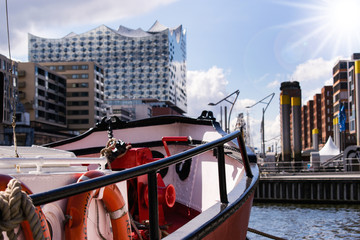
[246,110,251,147]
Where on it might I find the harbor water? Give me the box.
[248,203,360,240]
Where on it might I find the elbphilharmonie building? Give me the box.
[28,21,187,113]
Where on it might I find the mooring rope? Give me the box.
[100,138,118,170]
[248,227,287,240]
[100,138,131,170]
[0,179,44,240]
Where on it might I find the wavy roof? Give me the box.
[117,25,152,37]
[148,20,169,32]
[30,21,184,40]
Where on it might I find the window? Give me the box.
[37,68,45,76]
[59,97,66,105]
[47,92,57,101]
[67,91,89,97]
[67,101,89,106]
[38,89,45,96]
[38,79,45,86]
[68,119,89,124]
[67,83,89,88]
[38,100,45,107]
[48,83,57,91]
[67,110,89,115]
[38,110,45,118]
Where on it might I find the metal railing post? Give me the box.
[237,135,253,178]
[217,145,228,204]
[148,171,160,239]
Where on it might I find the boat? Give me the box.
[0,112,259,239]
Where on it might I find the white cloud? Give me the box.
[324,77,333,86]
[267,80,280,88]
[186,66,229,118]
[245,109,280,152]
[291,57,339,101]
[186,66,277,150]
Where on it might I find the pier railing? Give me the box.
[255,156,360,203]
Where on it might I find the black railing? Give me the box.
[30,130,253,239]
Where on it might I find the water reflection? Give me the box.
[248,203,360,240]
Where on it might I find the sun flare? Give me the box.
[278,0,360,58]
[322,0,360,34]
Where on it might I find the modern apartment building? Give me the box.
[28,21,187,114]
[332,56,359,149]
[17,62,70,144]
[301,86,333,151]
[347,54,360,145]
[301,105,308,149]
[39,61,106,131]
[321,86,333,144]
[0,54,18,144]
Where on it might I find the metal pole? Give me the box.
[237,135,253,178]
[227,91,239,133]
[148,171,160,239]
[224,106,228,133]
[217,145,228,204]
[220,106,223,129]
[246,93,275,157]
[208,90,240,134]
[262,108,265,157]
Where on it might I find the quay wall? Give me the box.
[254,174,360,203]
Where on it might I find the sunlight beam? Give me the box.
[276,0,360,59]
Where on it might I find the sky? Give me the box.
[1,0,360,151]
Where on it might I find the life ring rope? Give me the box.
[109,205,128,220]
[0,178,48,240]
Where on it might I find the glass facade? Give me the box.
[28,21,187,113]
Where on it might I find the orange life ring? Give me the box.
[0,174,51,240]
[65,170,132,240]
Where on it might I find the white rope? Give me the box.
[100,138,118,170]
[0,179,44,240]
[100,138,131,170]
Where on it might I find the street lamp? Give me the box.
[246,93,275,158]
[208,90,240,133]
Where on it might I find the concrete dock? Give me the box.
[254,173,360,203]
